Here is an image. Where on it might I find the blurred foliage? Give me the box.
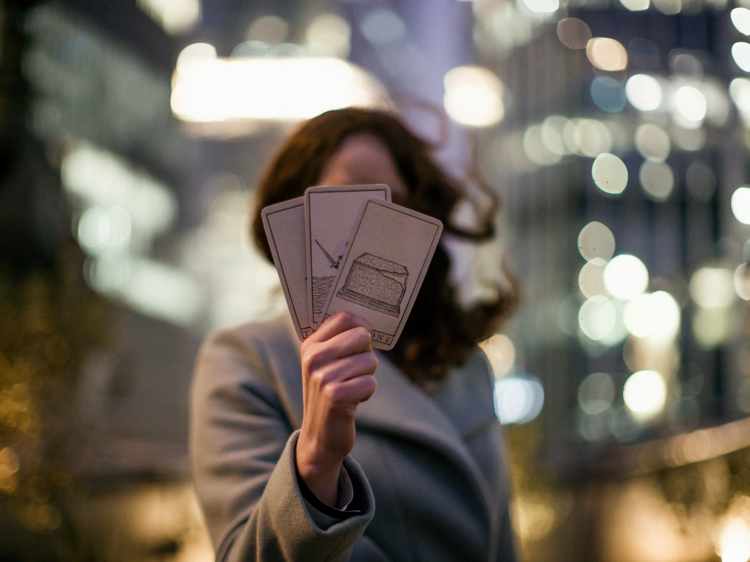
[0,252,109,534]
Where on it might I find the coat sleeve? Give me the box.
[189,327,376,562]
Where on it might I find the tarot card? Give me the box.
[320,198,443,351]
[305,184,391,327]
[261,197,314,341]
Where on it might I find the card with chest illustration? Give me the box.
[261,197,314,341]
[320,198,443,350]
[305,184,391,328]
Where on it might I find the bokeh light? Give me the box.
[586,38,628,72]
[569,119,613,157]
[578,221,616,262]
[619,0,650,10]
[693,307,732,348]
[579,259,609,298]
[639,162,674,201]
[623,370,667,421]
[675,86,707,122]
[541,116,570,155]
[591,77,626,113]
[579,297,616,340]
[635,123,670,162]
[603,254,648,299]
[524,124,562,165]
[623,291,681,339]
[578,372,616,415]
[731,187,750,225]
[732,8,750,35]
[444,66,504,127]
[360,8,405,46]
[625,74,663,111]
[480,333,516,378]
[733,42,750,72]
[176,43,217,77]
[654,0,682,14]
[494,377,544,424]
[522,0,560,14]
[247,15,289,44]
[305,14,351,58]
[592,153,628,195]
[690,267,735,308]
[556,18,591,49]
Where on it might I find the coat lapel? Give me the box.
[277,316,494,520]
[355,350,494,519]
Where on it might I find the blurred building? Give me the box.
[3,0,750,561]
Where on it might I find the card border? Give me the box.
[304,184,392,329]
[261,197,314,341]
[320,198,443,350]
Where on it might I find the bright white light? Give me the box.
[176,43,216,77]
[733,9,750,36]
[675,86,707,121]
[603,254,648,300]
[137,0,201,35]
[623,370,667,421]
[579,297,616,340]
[619,0,649,10]
[493,377,544,424]
[522,0,560,14]
[444,66,504,127]
[736,45,750,79]
[625,74,662,111]
[690,267,735,308]
[635,123,670,162]
[578,372,616,415]
[732,187,750,225]
[586,38,628,72]
[592,153,628,195]
[735,43,750,72]
[479,333,516,378]
[722,541,750,562]
[62,144,177,236]
[171,58,387,123]
[730,78,750,119]
[623,291,680,340]
[578,221,615,262]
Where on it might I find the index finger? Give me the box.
[307,311,373,343]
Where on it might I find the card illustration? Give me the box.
[337,253,408,317]
[305,184,391,327]
[321,198,443,351]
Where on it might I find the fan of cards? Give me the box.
[261,185,443,350]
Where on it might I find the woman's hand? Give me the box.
[296,311,378,506]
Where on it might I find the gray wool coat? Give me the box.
[189,315,518,562]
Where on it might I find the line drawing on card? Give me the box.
[336,253,408,317]
[312,276,335,315]
[314,239,341,269]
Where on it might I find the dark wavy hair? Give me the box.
[251,107,518,385]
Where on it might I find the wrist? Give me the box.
[296,435,343,506]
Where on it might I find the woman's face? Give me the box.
[316,133,408,204]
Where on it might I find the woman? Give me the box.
[190,108,519,562]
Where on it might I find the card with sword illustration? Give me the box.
[304,184,391,328]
